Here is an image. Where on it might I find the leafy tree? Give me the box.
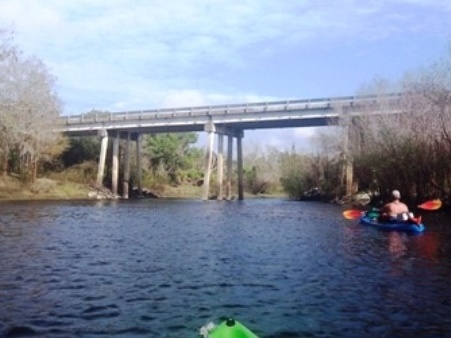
[61,136,101,167]
[143,132,203,184]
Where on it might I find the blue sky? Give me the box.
[1,0,450,150]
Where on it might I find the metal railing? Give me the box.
[59,94,397,126]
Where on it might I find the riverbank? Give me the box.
[0,175,93,201]
[0,175,247,201]
[0,175,288,201]
[0,175,188,201]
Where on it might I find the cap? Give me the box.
[392,190,401,199]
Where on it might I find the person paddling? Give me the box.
[379,190,421,224]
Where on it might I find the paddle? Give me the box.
[342,199,442,220]
[418,199,442,211]
[342,209,364,220]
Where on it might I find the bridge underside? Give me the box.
[91,126,247,201]
[63,116,339,138]
[62,115,346,200]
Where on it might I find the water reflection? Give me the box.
[414,232,440,262]
[388,232,407,258]
[0,202,60,237]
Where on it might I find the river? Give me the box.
[0,199,450,337]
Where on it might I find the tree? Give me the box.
[338,45,451,203]
[310,128,344,196]
[279,147,310,200]
[398,45,451,200]
[0,28,18,175]
[243,144,281,194]
[59,136,101,167]
[143,132,203,184]
[0,29,65,181]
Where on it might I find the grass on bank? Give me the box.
[0,170,287,201]
[0,175,92,201]
[0,174,210,200]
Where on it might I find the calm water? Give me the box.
[0,199,450,338]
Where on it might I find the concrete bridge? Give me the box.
[56,94,400,200]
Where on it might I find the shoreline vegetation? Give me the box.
[1,175,441,214]
[0,175,92,201]
[0,175,200,201]
[0,174,286,202]
[0,174,360,209]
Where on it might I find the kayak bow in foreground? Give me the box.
[200,318,259,338]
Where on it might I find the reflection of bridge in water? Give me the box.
[56,94,400,200]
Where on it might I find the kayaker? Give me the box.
[379,190,421,224]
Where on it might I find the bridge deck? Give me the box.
[56,94,398,136]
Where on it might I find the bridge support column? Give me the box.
[136,133,142,196]
[97,129,108,186]
[112,132,120,197]
[122,132,131,199]
[343,126,353,196]
[216,134,224,200]
[202,120,216,200]
[226,134,233,200]
[237,130,244,200]
[346,159,353,196]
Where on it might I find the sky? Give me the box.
[1,0,450,151]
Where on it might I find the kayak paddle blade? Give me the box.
[342,209,363,220]
[418,199,442,211]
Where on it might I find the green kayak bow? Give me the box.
[207,318,259,338]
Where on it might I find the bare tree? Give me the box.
[338,45,451,203]
[398,45,451,199]
[0,29,66,181]
[0,28,19,175]
[244,144,281,194]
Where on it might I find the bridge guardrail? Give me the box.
[59,93,400,126]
